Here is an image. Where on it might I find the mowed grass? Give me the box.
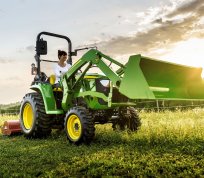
[1,109,204,177]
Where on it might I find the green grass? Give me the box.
[1,109,204,177]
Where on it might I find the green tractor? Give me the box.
[19,32,141,144]
[19,32,204,144]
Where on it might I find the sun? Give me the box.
[157,38,204,79]
[159,38,204,67]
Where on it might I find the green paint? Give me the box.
[119,54,204,100]
[76,91,108,102]
[139,55,204,99]
[119,55,155,99]
[30,84,64,114]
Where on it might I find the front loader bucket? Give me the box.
[119,55,204,100]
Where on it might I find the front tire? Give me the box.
[65,107,95,145]
[20,92,52,138]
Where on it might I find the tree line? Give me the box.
[1,100,204,115]
[0,102,20,115]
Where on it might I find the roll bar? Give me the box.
[35,31,73,79]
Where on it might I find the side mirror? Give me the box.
[36,39,47,55]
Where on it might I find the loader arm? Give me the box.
[61,49,125,110]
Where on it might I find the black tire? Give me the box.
[65,106,95,145]
[112,107,141,131]
[20,92,52,138]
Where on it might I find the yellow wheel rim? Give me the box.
[23,103,34,130]
[67,114,82,141]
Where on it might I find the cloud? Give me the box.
[6,77,22,81]
[94,0,204,57]
[0,57,15,64]
[167,0,203,18]
[0,9,5,17]
[16,45,35,53]
[26,45,35,52]
[18,0,27,3]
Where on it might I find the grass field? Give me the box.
[1,109,204,177]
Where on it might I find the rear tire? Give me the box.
[65,106,95,145]
[20,92,52,138]
[112,107,141,131]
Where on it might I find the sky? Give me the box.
[0,0,204,104]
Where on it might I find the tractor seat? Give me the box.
[49,75,62,92]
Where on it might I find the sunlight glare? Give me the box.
[159,38,204,68]
[201,68,204,79]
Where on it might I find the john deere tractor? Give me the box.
[19,32,204,144]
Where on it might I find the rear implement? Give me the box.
[1,120,21,136]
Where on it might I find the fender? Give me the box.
[30,83,64,114]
